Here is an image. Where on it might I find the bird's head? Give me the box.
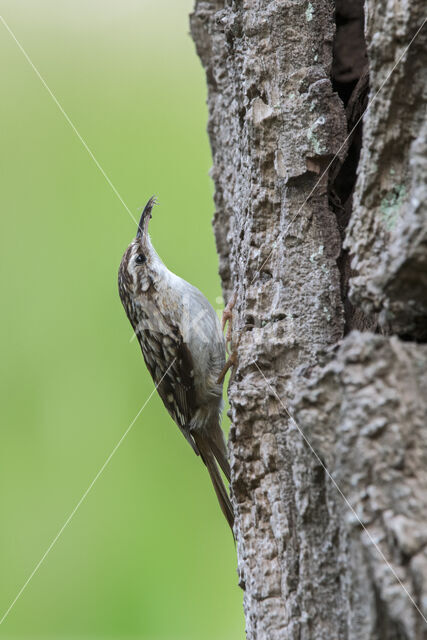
[118,196,162,302]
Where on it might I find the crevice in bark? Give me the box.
[329,0,372,334]
[373,582,410,640]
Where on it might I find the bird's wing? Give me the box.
[140,326,199,454]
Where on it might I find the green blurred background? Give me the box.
[0,1,244,638]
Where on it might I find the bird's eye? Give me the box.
[135,253,146,265]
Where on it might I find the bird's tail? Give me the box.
[207,422,231,483]
[192,432,234,533]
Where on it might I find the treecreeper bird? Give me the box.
[118,197,234,531]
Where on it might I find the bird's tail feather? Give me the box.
[208,435,231,482]
[192,432,234,533]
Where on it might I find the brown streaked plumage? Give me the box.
[118,197,234,531]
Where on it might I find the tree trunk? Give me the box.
[190,1,427,639]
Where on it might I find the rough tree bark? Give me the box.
[191,1,427,639]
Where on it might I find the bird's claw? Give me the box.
[217,292,238,384]
[222,291,237,354]
[217,350,238,385]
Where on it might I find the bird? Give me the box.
[118,196,234,531]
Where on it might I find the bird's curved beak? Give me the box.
[136,196,157,239]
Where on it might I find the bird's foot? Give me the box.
[218,292,239,384]
[221,291,237,355]
[217,349,238,385]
